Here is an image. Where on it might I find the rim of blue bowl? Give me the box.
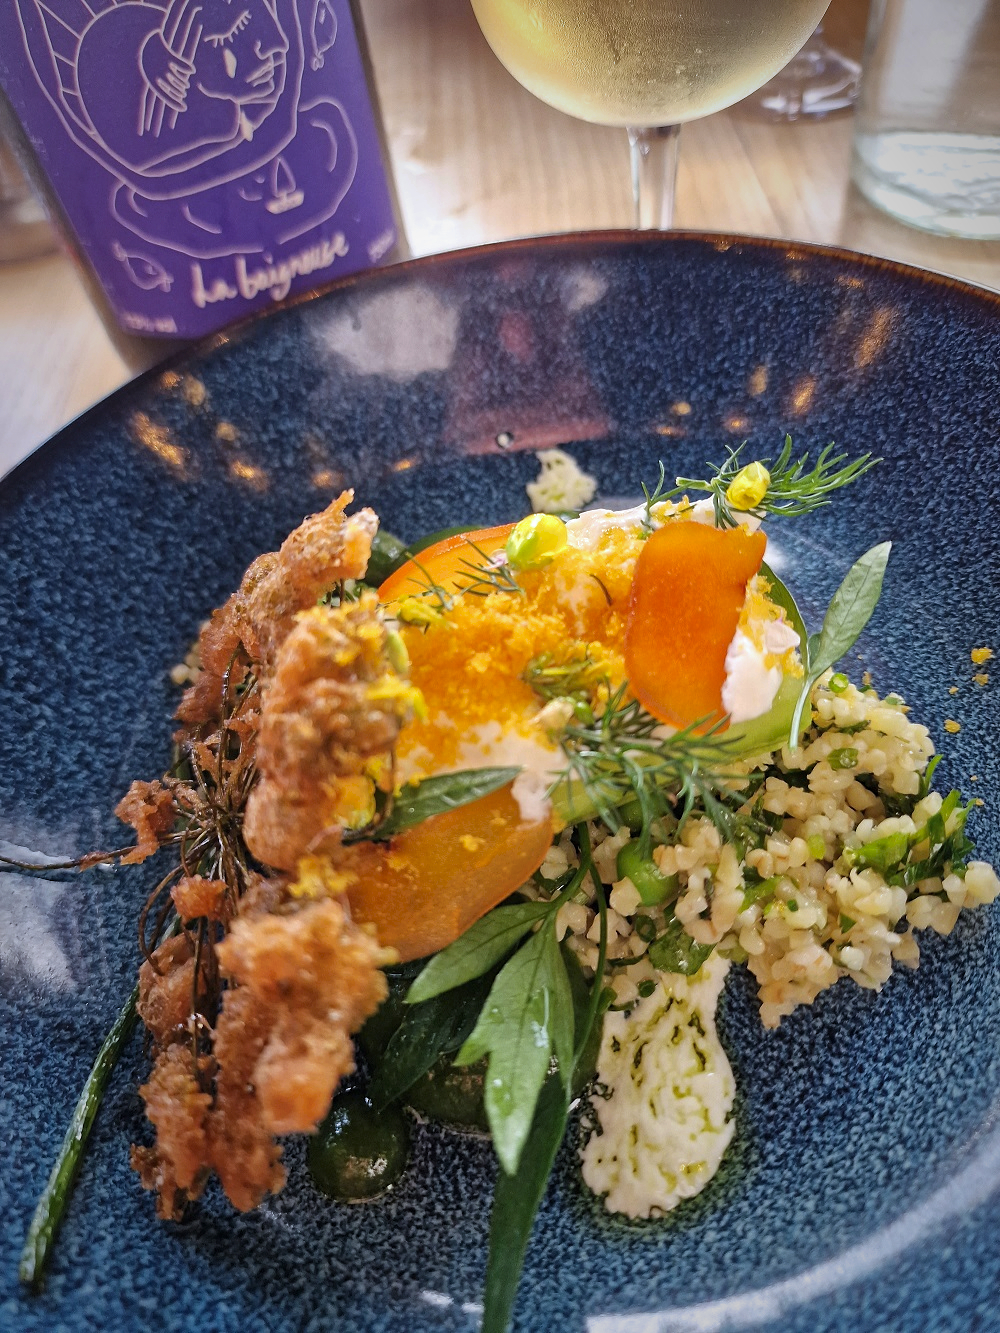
[4,229,999,490]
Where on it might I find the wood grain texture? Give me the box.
[0,0,997,476]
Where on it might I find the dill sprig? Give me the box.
[653,436,877,530]
[524,647,605,703]
[451,544,523,598]
[641,461,669,532]
[396,541,524,625]
[552,682,747,841]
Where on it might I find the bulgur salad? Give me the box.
[17,441,998,1333]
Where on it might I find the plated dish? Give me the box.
[2,233,1000,1333]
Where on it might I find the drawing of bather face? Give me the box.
[194,0,290,105]
[18,0,364,258]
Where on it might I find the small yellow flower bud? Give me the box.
[505,513,568,571]
[384,628,410,675]
[396,597,448,629]
[725,461,770,512]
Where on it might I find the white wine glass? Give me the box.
[470,0,833,229]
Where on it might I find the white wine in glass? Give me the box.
[470,0,832,226]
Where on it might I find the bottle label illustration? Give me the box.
[1,0,398,337]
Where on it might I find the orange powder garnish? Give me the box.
[396,528,643,775]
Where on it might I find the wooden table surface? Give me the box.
[1,0,998,478]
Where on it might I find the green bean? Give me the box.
[20,985,138,1291]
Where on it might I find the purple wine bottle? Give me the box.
[0,0,406,363]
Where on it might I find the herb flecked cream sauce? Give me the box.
[581,954,734,1216]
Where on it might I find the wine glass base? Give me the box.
[0,137,56,263]
[756,35,861,121]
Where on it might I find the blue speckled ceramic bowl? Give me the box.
[2,233,999,1333]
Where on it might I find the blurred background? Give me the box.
[0,0,997,476]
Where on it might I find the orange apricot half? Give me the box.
[342,783,551,961]
[624,521,767,729]
[378,523,515,605]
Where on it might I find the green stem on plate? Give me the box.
[481,824,610,1333]
[19,984,139,1292]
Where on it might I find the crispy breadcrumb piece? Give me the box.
[115,780,176,864]
[133,881,390,1218]
[244,592,419,870]
[176,491,377,727]
[133,1046,214,1218]
[216,895,391,1136]
[137,934,205,1047]
[171,875,228,924]
[129,496,405,1221]
[208,986,287,1212]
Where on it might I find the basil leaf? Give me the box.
[455,922,567,1174]
[476,846,609,1331]
[789,542,892,746]
[812,541,892,674]
[406,901,551,1004]
[545,929,576,1093]
[562,944,611,1096]
[371,767,521,840]
[368,970,495,1113]
[364,528,410,585]
[760,561,809,654]
[481,1073,570,1333]
[648,911,715,975]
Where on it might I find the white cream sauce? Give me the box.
[396,722,564,825]
[580,953,735,1218]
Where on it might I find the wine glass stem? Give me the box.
[627,124,681,230]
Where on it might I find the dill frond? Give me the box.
[393,542,523,623]
[451,543,524,598]
[524,646,606,704]
[650,436,877,530]
[552,683,749,841]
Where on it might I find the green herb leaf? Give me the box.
[369,971,495,1112]
[364,528,411,585]
[455,921,572,1174]
[760,561,808,648]
[551,684,743,843]
[476,823,610,1333]
[481,1074,571,1333]
[367,767,521,841]
[546,929,576,1092]
[811,542,893,675]
[828,747,859,771]
[405,901,551,1004]
[742,874,779,910]
[848,830,911,874]
[667,438,878,530]
[648,910,715,975]
[789,542,892,746]
[561,944,611,1096]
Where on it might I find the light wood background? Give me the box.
[1,0,997,477]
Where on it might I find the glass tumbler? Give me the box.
[0,130,55,262]
[851,0,1000,239]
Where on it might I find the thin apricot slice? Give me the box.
[341,784,551,961]
[624,521,767,729]
[378,523,515,605]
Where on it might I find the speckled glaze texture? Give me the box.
[1,234,999,1333]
